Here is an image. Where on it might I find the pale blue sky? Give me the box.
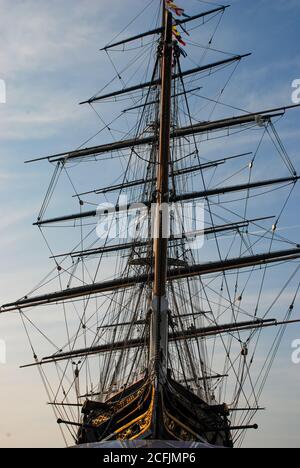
[0,0,300,448]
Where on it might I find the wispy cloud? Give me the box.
[0,207,33,233]
[0,0,111,76]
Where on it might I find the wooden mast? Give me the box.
[154,4,173,297]
[149,2,173,383]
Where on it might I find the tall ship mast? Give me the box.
[1,1,300,448]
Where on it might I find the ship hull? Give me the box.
[77,376,233,448]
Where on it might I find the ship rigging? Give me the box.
[1,0,300,448]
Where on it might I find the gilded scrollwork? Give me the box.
[115,387,154,440]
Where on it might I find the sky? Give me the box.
[0,0,300,448]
